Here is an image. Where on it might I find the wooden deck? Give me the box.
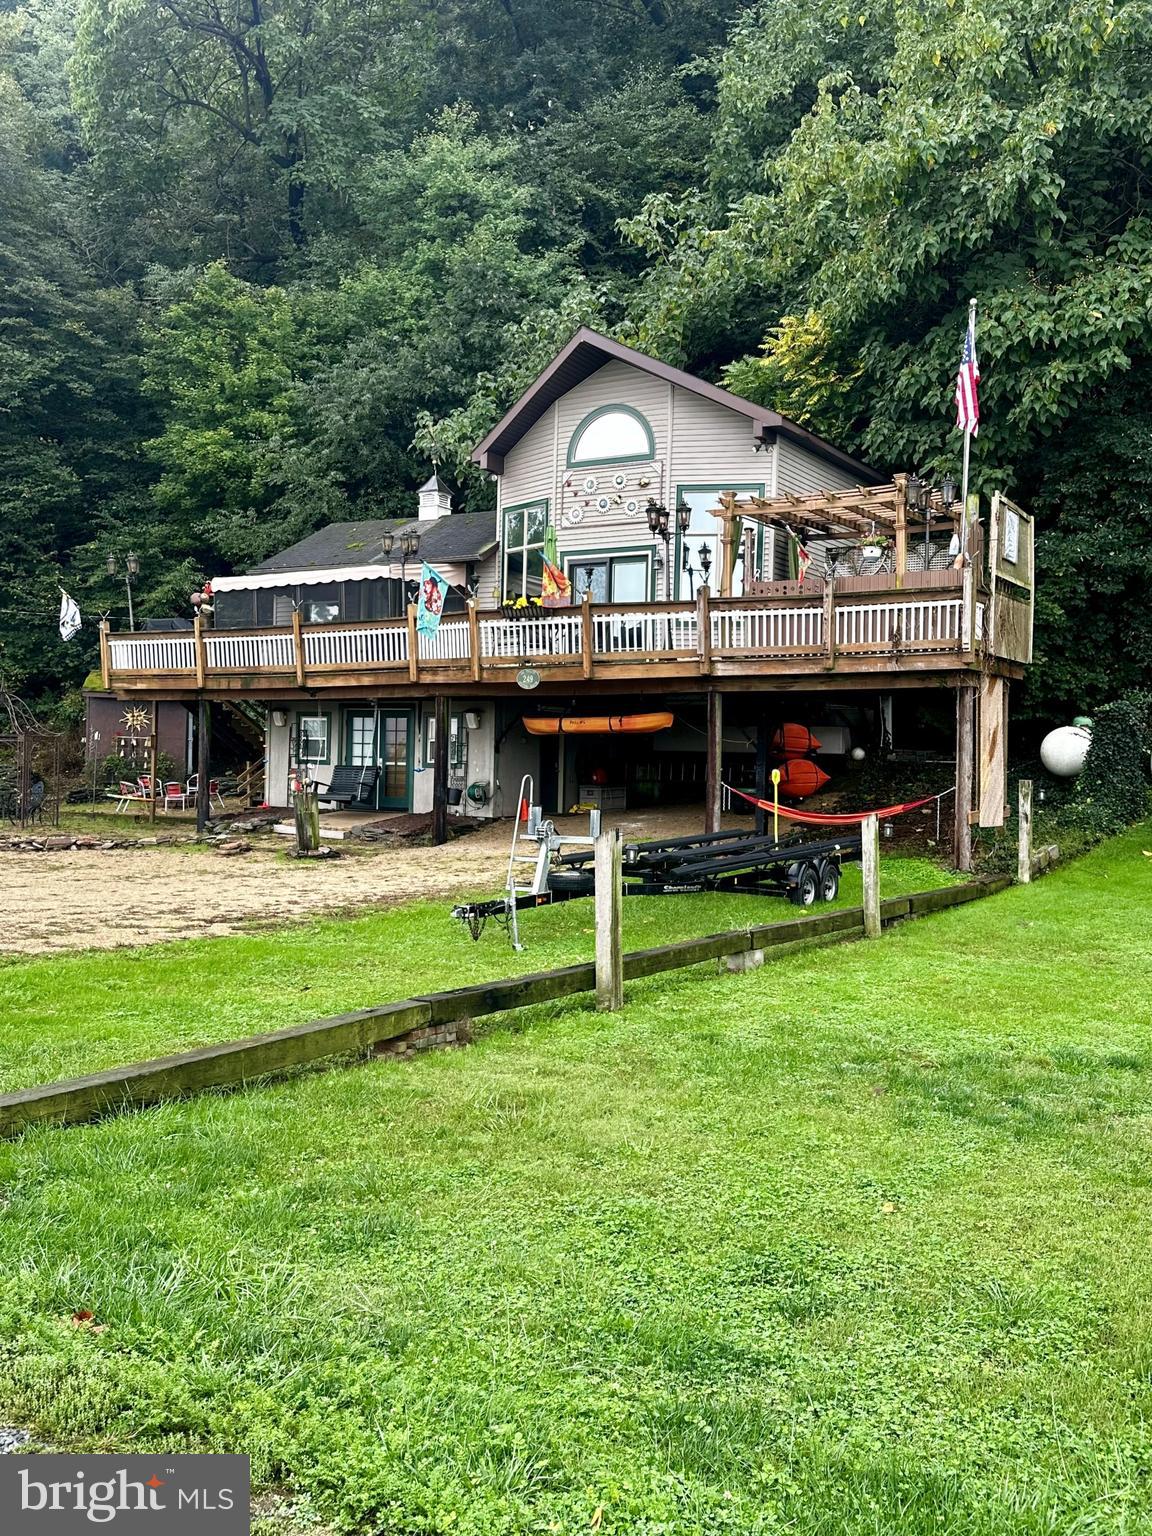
[102,579,1013,699]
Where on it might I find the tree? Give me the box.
[629,0,1152,713]
[73,0,428,268]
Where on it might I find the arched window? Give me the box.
[567,405,654,467]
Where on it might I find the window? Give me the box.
[271,592,295,626]
[213,590,253,628]
[566,554,650,604]
[567,406,654,466]
[503,501,548,598]
[675,486,764,600]
[302,583,340,624]
[296,714,330,764]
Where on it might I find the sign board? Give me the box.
[516,667,541,691]
[1002,508,1020,564]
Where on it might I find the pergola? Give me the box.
[710,475,965,595]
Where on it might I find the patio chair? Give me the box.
[108,780,147,812]
[186,774,227,812]
[163,780,193,810]
[316,765,379,807]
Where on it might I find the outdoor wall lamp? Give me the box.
[106,551,141,631]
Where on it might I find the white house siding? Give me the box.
[498,405,559,520]
[775,438,860,497]
[266,712,291,807]
[491,364,857,595]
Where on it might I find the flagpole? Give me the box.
[959,297,977,550]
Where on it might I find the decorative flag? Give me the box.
[785,525,811,582]
[955,310,980,436]
[58,589,81,641]
[416,562,448,636]
[541,558,571,608]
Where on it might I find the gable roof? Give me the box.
[248,512,497,576]
[471,327,882,483]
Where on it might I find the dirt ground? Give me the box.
[0,807,728,956]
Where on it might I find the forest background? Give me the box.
[3,0,1150,724]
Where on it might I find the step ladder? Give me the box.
[504,775,550,950]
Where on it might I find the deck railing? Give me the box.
[104,584,984,689]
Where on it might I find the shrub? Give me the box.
[1075,692,1152,834]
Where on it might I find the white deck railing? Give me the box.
[108,592,977,682]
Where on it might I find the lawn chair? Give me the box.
[109,780,147,812]
[163,780,193,810]
[186,774,227,813]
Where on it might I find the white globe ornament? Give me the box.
[1040,725,1092,777]
[850,747,866,762]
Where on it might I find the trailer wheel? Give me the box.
[789,863,819,907]
[547,868,594,897]
[817,860,840,903]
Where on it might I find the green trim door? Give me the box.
[344,708,413,811]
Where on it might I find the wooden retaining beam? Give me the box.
[0,877,1010,1139]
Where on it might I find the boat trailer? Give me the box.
[452,778,861,947]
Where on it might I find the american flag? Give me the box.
[955,310,980,435]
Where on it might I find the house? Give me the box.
[99,328,1035,867]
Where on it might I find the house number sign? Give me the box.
[516,667,541,690]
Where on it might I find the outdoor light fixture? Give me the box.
[906,473,923,509]
[940,475,957,510]
[105,550,141,632]
[379,530,395,557]
[676,500,691,534]
[401,531,421,559]
[645,499,669,539]
[698,542,712,578]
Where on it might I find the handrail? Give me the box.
[105,590,987,685]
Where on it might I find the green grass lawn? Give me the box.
[1,830,1150,1535]
[0,854,952,1092]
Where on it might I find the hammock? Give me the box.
[724,783,947,826]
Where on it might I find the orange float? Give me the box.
[771,723,822,758]
[775,758,831,799]
[523,712,674,736]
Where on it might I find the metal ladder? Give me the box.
[504,775,549,950]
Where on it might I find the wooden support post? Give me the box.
[862,813,881,938]
[193,614,206,688]
[293,784,319,852]
[978,673,1008,827]
[432,694,449,847]
[406,603,419,683]
[99,620,111,690]
[467,601,481,683]
[954,684,975,872]
[581,591,593,679]
[823,575,836,669]
[195,696,211,836]
[594,827,624,1012]
[705,690,722,835]
[718,493,736,599]
[148,705,158,823]
[893,473,908,591]
[696,584,711,675]
[1017,779,1033,884]
[291,608,306,688]
[754,720,770,837]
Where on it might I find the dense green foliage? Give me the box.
[0,827,1150,1532]
[1075,691,1152,833]
[2,0,1151,722]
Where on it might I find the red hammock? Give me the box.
[725,783,944,826]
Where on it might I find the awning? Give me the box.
[211,562,470,593]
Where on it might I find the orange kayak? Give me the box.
[775,758,831,799]
[771,723,822,757]
[523,712,675,736]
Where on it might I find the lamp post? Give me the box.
[382,529,421,603]
[106,551,140,631]
[646,499,691,598]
